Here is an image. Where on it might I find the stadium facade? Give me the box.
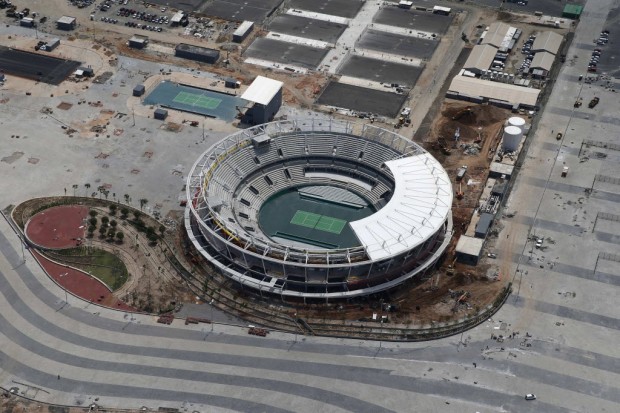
[185,119,453,301]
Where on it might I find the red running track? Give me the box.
[25,205,89,249]
[25,205,136,312]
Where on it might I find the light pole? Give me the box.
[210,299,214,332]
[59,272,69,304]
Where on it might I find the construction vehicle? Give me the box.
[588,96,599,108]
[574,98,582,108]
[437,137,451,155]
[456,182,464,200]
[561,166,569,177]
[446,257,457,275]
[556,132,563,140]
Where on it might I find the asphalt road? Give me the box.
[0,0,618,412]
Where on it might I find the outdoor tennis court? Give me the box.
[173,91,222,110]
[143,81,246,121]
[290,210,347,234]
[259,187,376,249]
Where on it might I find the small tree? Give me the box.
[109,204,117,215]
[146,226,156,238]
[98,226,107,237]
[148,232,159,245]
[133,210,141,220]
[101,216,109,225]
[88,225,96,235]
[116,231,125,243]
[88,217,97,227]
[107,228,116,239]
[120,208,129,219]
[158,225,166,237]
[110,219,118,228]
[89,210,98,218]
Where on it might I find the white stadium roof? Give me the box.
[241,76,283,106]
[350,154,452,261]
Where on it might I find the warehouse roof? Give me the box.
[241,76,283,106]
[57,16,76,24]
[530,51,555,71]
[455,235,484,256]
[532,31,563,55]
[481,22,511,48]
[350,154,452,261]
[175,43,219,58]
[448,75,540,107]
[463,44,498,72]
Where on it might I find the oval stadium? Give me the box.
[185,119,453,301]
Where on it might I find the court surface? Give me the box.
[173,91,222,110]
[259,187,375,249]
[290,210,347,234]
[143,81,246,121]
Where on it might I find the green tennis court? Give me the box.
[173,91,222,109]
[290,210,347,234]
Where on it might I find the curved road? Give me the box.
[0,0,619,412]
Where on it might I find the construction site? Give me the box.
[0,0,576,333]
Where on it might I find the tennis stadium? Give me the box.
[185,119,453,301]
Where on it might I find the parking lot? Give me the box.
[244,38,329,69]
[373,7,454,34]
[338,55,423,87]
[357,29,439,60]
[269,14,347,43]
[288,0,364,18]
[202,0,284,22]
[317,81,407,117]
[474,0,585,18]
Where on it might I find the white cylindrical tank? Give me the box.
[507,116,526,132]
[502,126,523,152]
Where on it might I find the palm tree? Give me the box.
[84,183,91,196]
[124,194,130,204]
[139,198,148,211]
[72,184,79,196]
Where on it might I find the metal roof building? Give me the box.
[129,35,149,49]
[175,43,219,64]
[448,75,541,108]
[241,76,284,124]
[532,31,563,55]
[463,44,498,74]
[530,51,555,72]
[455,236,484,265]
[56,16,76,30]
[481,22,511,48]
[241,76,283,105]
[562,3,583,19]
[350,154,453,261]
[233,21,254,43]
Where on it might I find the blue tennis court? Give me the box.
[143,81,246,121]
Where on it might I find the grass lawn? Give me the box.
[53,247,129,291]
